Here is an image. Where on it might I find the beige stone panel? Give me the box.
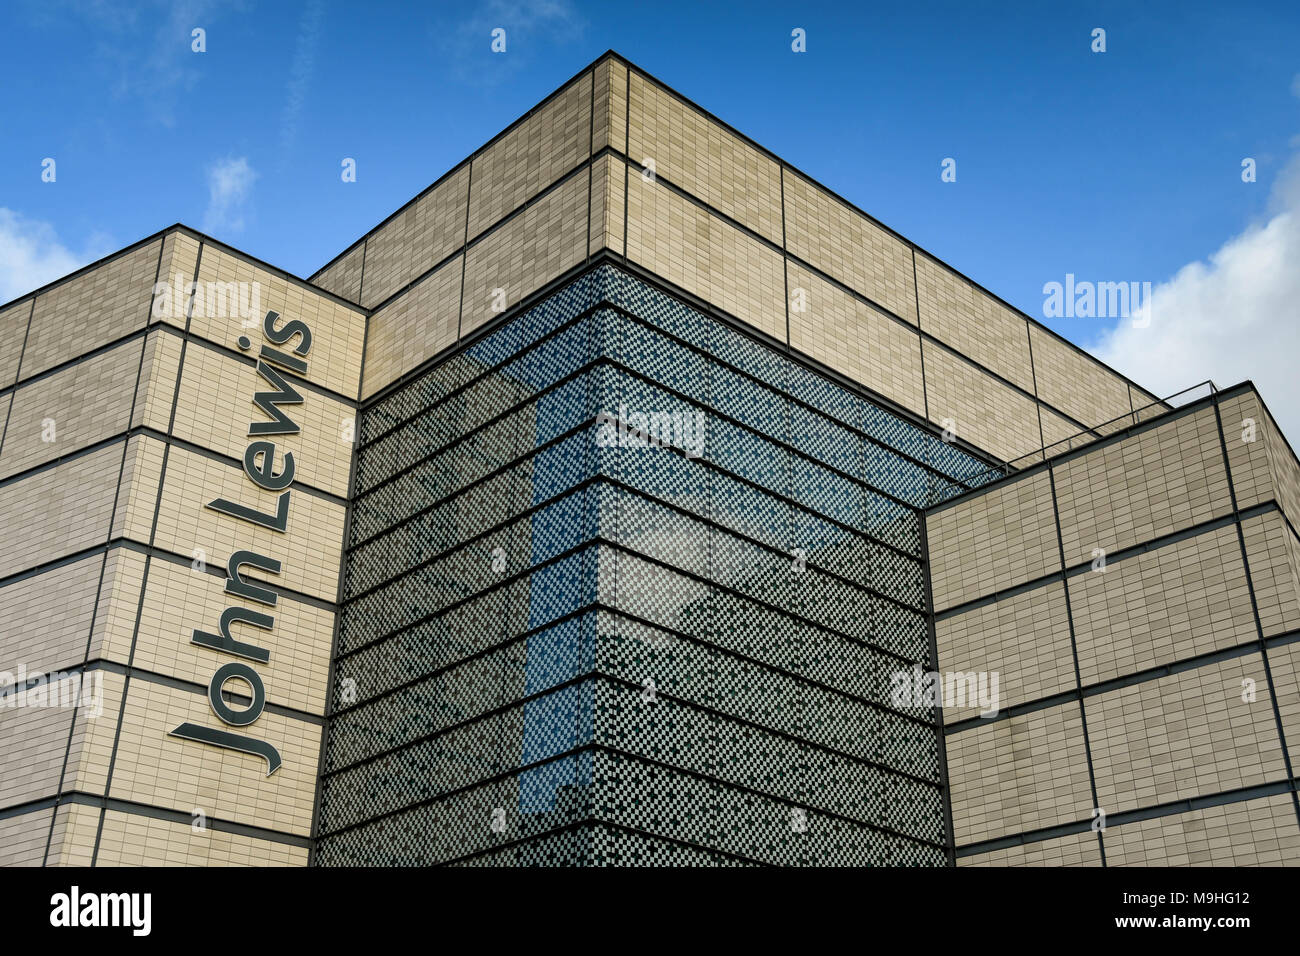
[1092,413,1136,438]
[107,438,163,544]
[362,165,470,309]
[0,300,31,388]
[468,72,592,240]
[915,254,1034,392]
[1135,398,1176,424]
[629,72,783,245]
[1072,524,1256,685]
[587,156,617,258]
[927,469,1059,611]
[19,240,161,381]
[592,57,611,149]
[96,554,334,716]
[592,57,616,152]
[588,161,606,258]
[1219,390,1272,510]
[170,342,353,498]
[462,174,589,338]
[0,553,104,676]
[188,245,367,400]
[787,261,925,416]
[65,668,126,799]
[1243,512,1300,638]
[132,329,184,433]
[626,170,785,343]
[599,154,626,257]
[86,548,148,662]
[45,802,99,866]
[937,582,1074,722]
[52,549,132,685]
[0,337,144,481]
[111,434,166,545]
[1264,641,1300,770]
[1259,399,1300,524]
[0,668,120,810]
[1053,406,1233,568]
[1028,325,1132,431]
[108,677,321,836]
[1130,382,1163,415]
[0,806,54,866]
[138,441,345,602]
[1104,793,1299,866]
[0,442,122,579]
[594,57,628,154]
[611,62,628,151]
[783,171,917,324]
[94,809,308,866]
[361,254,462,400]
[0,695,75,808]
[958,830,1101,867]
[946,703,1094,845]
[1087,653,1286,815]
[922,342,1044,464]
[152,231,202,330]
[1219,388,1300,530]
[0,394,9,447]
[1038,403,1089,460]
[311,242,365,305]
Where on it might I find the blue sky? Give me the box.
[2,0,1298,430]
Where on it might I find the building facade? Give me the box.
[934,383,1300,866]
[0,231,365,865]
[1,52,1298,866]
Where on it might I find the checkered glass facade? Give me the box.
[315,264,996,866]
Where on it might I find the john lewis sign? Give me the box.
[168,309,315,775]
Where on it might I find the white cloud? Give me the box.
[0,208,113,303]
[1091,152,1300,441]
[202,157,257,235]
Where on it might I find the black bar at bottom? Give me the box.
[0,864,1277,942]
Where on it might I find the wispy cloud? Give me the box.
[436,0,585,84]
[1091,86,1300,438]
[30,0,239,126]
[279,0,326,159]
[0,208,114,303]
[202,157,258,235]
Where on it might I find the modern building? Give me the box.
[1,52,1297,867]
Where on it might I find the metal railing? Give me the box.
[965,380,1220,487]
